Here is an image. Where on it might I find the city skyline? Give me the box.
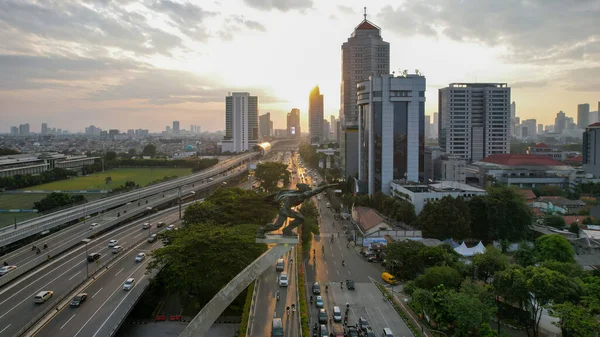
[0,0,599,132]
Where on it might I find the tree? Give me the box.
[493,265,533,335]
[105,151,117,161]
[569,222,581,237]
[391,200,417,225]
[473,246,508,283]
[515,243,537,267]
[469,195,492,241]
[148,223,267,311]
[385,240,426,280]
[414,266,462,291]
[416,196,471,240]
[532,185,565,197]
[105,176,112,185]
[550,301,600,337]
[483,185,533,241]
[534,234,575,263]
[525,266,570,337]
[141,144,157,157]
[543,215,566,229]
[449,283,497,336]
[254,162,290,193]
[0,147,19,155]
[33,192,86,212]
[128,148,137,156]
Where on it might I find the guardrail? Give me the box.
[1,166,249,289]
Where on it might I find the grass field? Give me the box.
[26,168,192,191]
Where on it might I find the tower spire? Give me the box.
[363,7,367,20]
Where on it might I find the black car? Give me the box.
[346,279,355,290]
[347,326,359,337]
[87,253,100,262]
[319,324,328,337]
[318,309,328,324]
[70,293,88,307]
[312,282,321,295]
[358,317,369,331]
[363,327,376,337]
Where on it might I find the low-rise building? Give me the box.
[0,152,98,178]
[351,206,392,236]
[389,180,487,214]
[532,196,586,215]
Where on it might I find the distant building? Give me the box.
[555,111,567,134]
[287,108,301,139]
[222,92,259,153]
[259,112,272,140]
[0,153,99,178]
[173,121,180,134]
[578,103,590,128]
[439,83,511,163]
[390,181,486,215]
[108,129,120,139]
[522,119,537,139]
[583,123,600,177]
[432,112,439,139]
[127,129,135,137]
[322,119,330,142]
[41,123,48,135]
[527,143,575,161]
[309,86,324,144]
[357,73,426,195]
[19,123,30,135]
[10,126,18,135]
[510,101,517,138]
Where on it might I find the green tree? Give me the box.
[469,195,492,241]
[414,266,462,291]
[484,185,533,241]
[128,148,137,156]
[33,192,86,212]
[569,222,581,237]
[149,223,267,310]
[473,246,508,283]
[0,147,20,155]
[543,215,566,229]
[493,265,532,335]
[142,144,157,157]
[105,151,117,161]
[534,234,575,263]
[514,243,537,267]
[385,240,426,280]
[532,185,566,197]
[550,301,600,337]
[254,162,290,193]
[416,196,471,240]
[449,282,497,336]
[525,266,570,337]
[391,200,417,225]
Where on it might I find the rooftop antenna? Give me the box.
[364,7,367,20]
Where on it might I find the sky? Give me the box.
[0,0,599,133]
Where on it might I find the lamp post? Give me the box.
[82,238,91,278]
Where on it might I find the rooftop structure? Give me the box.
[389,180,486,214]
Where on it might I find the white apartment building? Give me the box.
[357,73,426,195]
[439,83,511,163]
[222,92,259,153]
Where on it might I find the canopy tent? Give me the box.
[454,241,486,257]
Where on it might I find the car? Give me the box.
[347,326,359,337]
[318,309,328,324]
[333,306,342,322]
[34,290,54,303]
[346,279,355,290]
[123,278,135,291]
[142,222,151,229]
[364,327,376,337]
[70,293,88,307]
[319,324,328,337]
[147,234,158,243]
[156,221,165,228]
[166,225,175,231]
[315,295,324,308]
[367,255,382,263]
[312,282,321,294]
[108,239,118,247]
[326,202,331,208]
[87,253,101,262]
[278,272,288,287]
[358,317,370,331]
[89,223,99,230]
[112,245,123,254]
[135,253,146,262]
[0,265,17,276]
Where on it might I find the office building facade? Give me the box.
[309,86,324,144]
[578,103,590,128]
[259,112,272,140]
[439,83,511,163]
[222,92,258,153]
[341,13,390,178]
[41,123,48,135]
[583,123,600,177]
[172,121,180,134]
[287,108,301,139]
[357,74,426,195]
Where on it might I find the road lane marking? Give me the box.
[68,271,81,280]
[91,287,103,299]
[377,307,391,329]
[92,275,146,337]
[0,324,11,334]
[348,270,352,276]
[133,233,143,239]
[115,268,124,276]
[74,261,147,337]
[337,270,340,276]
[60,314,76,330]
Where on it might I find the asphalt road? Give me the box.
[303,171,414,337]
[0,210,180,337]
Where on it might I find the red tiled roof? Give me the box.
[531,207,544,217]
[588,122,600,127]
[566,155,583,163]
[480,154,566,166]
[563,216,592,225]
[353,206,388,232]
[356,20,378,30]
[517,189,537,201]
[533,143,550,148]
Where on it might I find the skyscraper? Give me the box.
[322,119,330,142]
[433,112,439,139]
[287,108,301,139]
[341,9,390,178]
[41,123,48,135]
[358,73,426,195]
[555,111,566,134]
[309,86,324,144]
[424,115,431,138]
[173,121,180,134]
[583,123,600,176]
[510,101,516,137]
[10,126,18,135]
[330,115,337,141]
[222,92,259,152]
[19,123,30,135]
[439,83,511,163]
[259,112,272,140]
[578,103,590,128]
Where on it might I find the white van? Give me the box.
[381,328,394,337]
[89,223,99,230]
[34,291,54,303]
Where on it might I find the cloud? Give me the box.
[564,67,600,92]
[150,0,215,41]
[337,5,355,15]
[243,0,312,12]
[377,0,600,64]
[511,80,548,89]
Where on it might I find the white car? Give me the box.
[89,223,99,230]
[108,240,118,247]
[135,253,146,262]
[166,225,175,231]
[142,222,151,229]
[0,265,17,276]
[279,272,289,287]
[112,246,123,254]
[123,278,135,291]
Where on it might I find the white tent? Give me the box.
[454,242,471,256]
[454,241,487,257]
[472,241,486,255]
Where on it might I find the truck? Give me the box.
[332,323,345,337]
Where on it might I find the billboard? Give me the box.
[290,127,296,135]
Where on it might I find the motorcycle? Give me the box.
[276,291,280,301]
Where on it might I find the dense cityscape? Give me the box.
[1,2,600,337]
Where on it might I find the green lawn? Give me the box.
[26,168,192,191]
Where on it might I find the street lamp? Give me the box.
[82,238,91,278]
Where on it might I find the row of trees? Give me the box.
[0,168,78,190]
[254,162,290,193]
[149,187,277,312]
[108,181,139,194]
[387,234,600,336]
[33,192,86,212]
[0,147,19,155]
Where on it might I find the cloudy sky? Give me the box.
[1,0,599,133]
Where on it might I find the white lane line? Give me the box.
[74,262,147,337]
[60,314,76,330]
[68,271,81,281]
[115,268,124,276]
[133,233,143,239]
[337,270,340,276]
[333,261,336,266]
[348,270,352,276]
[91,287,103,299]
[91,275,146,337]
[377,307,391,329]
[0,324,11,334]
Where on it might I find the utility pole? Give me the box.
[82,239,91,278]
[178,186,182,220]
